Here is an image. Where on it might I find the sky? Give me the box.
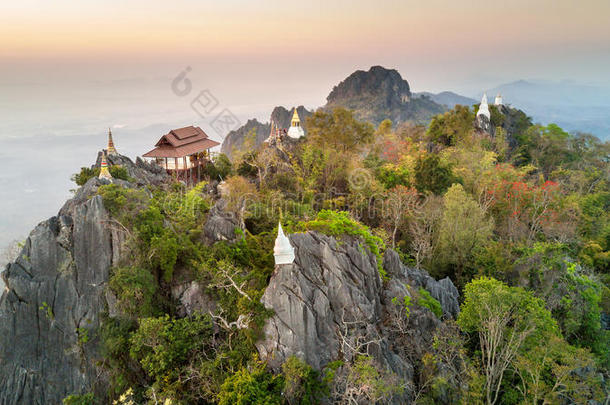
[0,0,609,260]
[2,0,610,98]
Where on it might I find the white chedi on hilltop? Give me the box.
[474,93,492,133]
[495,93,503,106]
[287,108,305,139]
[274,222,295,265]
[477,93,490,120]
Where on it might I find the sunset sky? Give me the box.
[2,0,610,98]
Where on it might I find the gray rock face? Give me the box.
[325,65,446,126]
[0,196,113,404]
[203,199,244,243]
[257,232,460,401]
[0,152,166,404]
[382,250,460,320]
[171,281,216,318]
[257,232,383,370]
[95,152,168,186]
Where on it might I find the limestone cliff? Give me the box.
[0,154,167,404]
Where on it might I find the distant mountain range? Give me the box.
[413,91,477,108]
[483,80,610,139]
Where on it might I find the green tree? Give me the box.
[414,153,459,195]
[426,105,474,146]
[436,184,493,283]
[71,167,98,186]
[109,266,157,317]
[514,335,604,404]
[62,393,95,405]
[129,314,213,381]
[306,107,374,152]
[282,356,327,405]
[514,123,573,177]
[457,277,559,405]
[217,361,283,405]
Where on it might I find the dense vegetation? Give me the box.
[68,104,609,404]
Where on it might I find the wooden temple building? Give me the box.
[143,126,219,183]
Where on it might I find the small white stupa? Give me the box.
[98,152,113,180]
[477,93,490,120]
[274,222,295,265]
[494,93,503,106]
[287,108,305,139]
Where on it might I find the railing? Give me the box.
[146,157,210,171]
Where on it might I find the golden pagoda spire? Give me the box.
[98,151,113,180]
[291,108,300,126]
[287,107,305,139]
[107,128,118,155]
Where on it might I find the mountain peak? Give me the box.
[325,65,444,125]
[326,65,411,107]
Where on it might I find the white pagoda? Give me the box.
[274,222,295,265]
[494,93,503,106]
[477,93,490,120]
[287,109,305,139]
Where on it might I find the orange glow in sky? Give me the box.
[2,0,609,58]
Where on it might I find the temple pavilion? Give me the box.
[143,126,219,183]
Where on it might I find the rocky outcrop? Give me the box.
[95,152,168,186]
[203,199,244,243]
[257,231,459,401]
[220,106,312,160]
[0,153,166,404]
[0,196,113,404]
[171,280,216,318]
[220,119,269,160]
[325,66,446,126]
[493,104,533,149]
[383,249,459,319]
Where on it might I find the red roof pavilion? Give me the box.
[143,126,220,183]
[143,126,219,158]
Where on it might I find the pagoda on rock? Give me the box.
[287,108,305,139]
[98,152,113,180]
